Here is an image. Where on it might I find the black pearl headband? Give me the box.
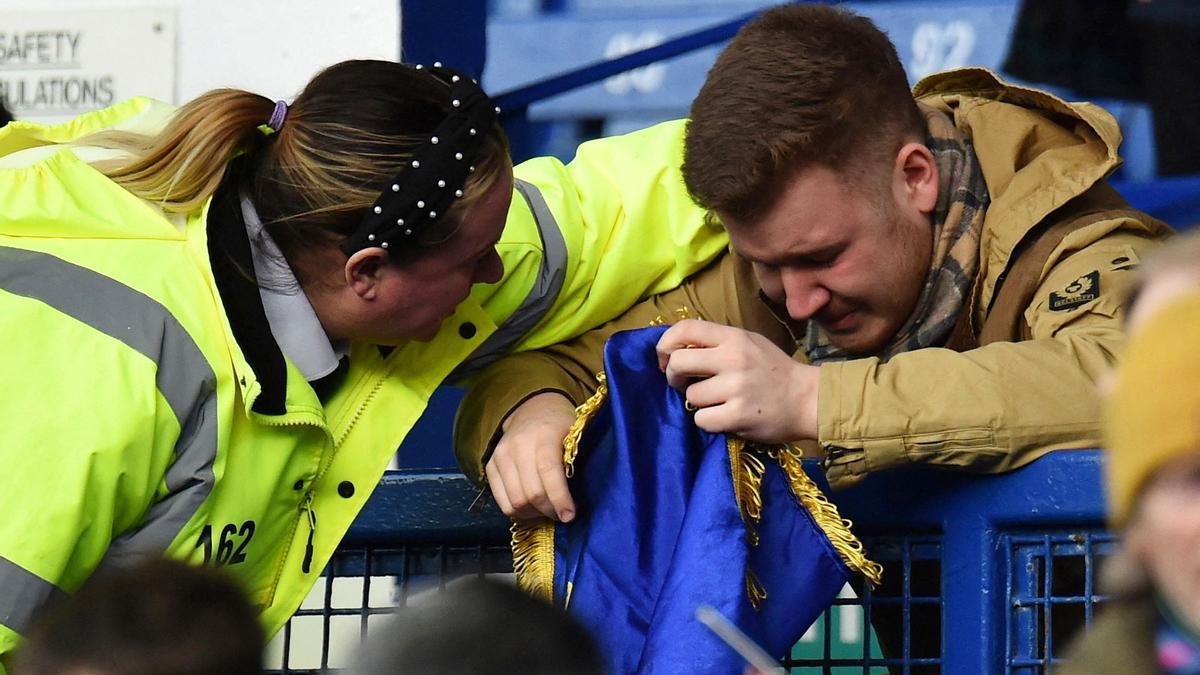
[340,63,500,256]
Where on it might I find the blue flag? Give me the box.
[512,326,882,673]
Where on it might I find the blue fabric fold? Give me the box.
[555,326,853,674]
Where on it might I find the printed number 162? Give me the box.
[195,521,256,566]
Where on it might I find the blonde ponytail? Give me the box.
[88,89,274,214]
[80,60,511,281]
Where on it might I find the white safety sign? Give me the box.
[0,7,176,123]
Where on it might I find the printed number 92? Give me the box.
[909,21,976,80]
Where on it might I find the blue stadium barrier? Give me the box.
[817,449,1112,673]
[487,0,1020,123]
[485,0,1167,180]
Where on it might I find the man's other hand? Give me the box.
[484,392,578,522]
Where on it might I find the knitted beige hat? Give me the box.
[1105,290,1200,527]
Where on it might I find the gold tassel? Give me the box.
[769,447,884,587]
[511,520,556,602]
[561,372,608,478]
[745,568,768,610]
[729,438,769,609]
[727,438,767,546]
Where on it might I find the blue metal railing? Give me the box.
[491,8,758,118]
[823,449,1109,672]
[266,451,1110,673]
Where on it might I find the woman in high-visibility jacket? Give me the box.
[0,59,723,661]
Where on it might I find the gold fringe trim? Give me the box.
[729,438,769,609]
[511,520,556,602]
[727,438,766,546]
[512,367,612,603]
[561,372,608,478]
[769,447,884,587]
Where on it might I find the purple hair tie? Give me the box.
[267,100,288,132]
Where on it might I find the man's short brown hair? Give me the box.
[682,4,926,222]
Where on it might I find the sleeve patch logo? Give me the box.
[1050,271,1100,312]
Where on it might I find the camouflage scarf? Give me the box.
[804,103,989,364]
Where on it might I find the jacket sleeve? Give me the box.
[459,120,729,378]
[818,225,1162,490]
[454,251,793,484]
[0,309,173,661]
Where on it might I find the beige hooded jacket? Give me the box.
[453,68,1172,490]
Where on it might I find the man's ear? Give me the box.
[894,142,939,215]
[344,248,389,300]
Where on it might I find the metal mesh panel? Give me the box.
[784,534,942,674]
[267,537,947,674]
[259,529,1119,673]
[265,543,514,674]
[1005,530,1118,673]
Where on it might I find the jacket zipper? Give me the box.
[255,362,393,605]
[252,408,333,603]
[334,371,388,447]
[267,369,384,583]
[821,444,863,470]
[300,491,317,574]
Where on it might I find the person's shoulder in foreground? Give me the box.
[9,557,263,675]
[351,578,604,675]
[1058,231,1200,675]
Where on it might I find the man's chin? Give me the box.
[824,325,890,355]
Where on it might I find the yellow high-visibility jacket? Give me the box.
[0,98,724,664]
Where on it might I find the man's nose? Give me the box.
[781,268,831,321]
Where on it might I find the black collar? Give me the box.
[207,158,288,415]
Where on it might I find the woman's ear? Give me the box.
[344,248,389,300]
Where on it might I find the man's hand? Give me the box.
[657,319,820,443]
[484,392,578,522]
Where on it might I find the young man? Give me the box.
[455,3,1170,523]
[454,4,1171,662]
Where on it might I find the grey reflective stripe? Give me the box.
[0,246,218,566]
[0,556,67,634]
[447,178,568,382]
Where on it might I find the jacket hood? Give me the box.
[0,97,186,243]
[913,68,1126,296]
